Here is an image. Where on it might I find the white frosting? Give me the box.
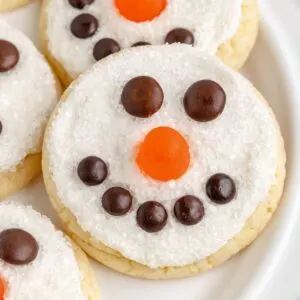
[46,0,243,77]
[0,203,85,300]
[46,45,278,268]
[0,21,57,171]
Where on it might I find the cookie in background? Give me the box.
[40,0,259,86]
[0,20,60,200]
[0,202,99,299]
[0,0,33,12]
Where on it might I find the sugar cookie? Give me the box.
[43,45,285,279]
[40,0,259,86]
[0,21,60,199]
[0,0,32,12]
[0,203,99,299]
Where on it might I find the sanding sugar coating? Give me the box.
[0,21,57,171]
[46,0,243,77]
[46,45,278,268]
[0,204,85,299]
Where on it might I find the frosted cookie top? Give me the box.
[0,203,85,300]
[46,45,278,268]
[0,21,57,172]
[46,0,243,77]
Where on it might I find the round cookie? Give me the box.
[0,0,32,12]
[40,0,259,86]
[43,45,285,279]
[0,21,60,200]
[0,203,99,299]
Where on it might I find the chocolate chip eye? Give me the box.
[165,28,194,45]
[70,14,99,39]
[77,156,108,186]
[132,41,151,47]
[0,229,39,265]
[206,173,236,204]
[137,201,168,233]
[174,196,204,226]
[102,187,133,216]
[0,40,19,73]
[68,0,94,9]
[93,38,121,61]
[183,80,226,122]
[121,76,164,118]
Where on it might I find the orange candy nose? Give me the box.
[115,0,167,22]
[0,278,5,299]
[136,127,190,182]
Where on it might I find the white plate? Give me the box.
[1,2,300,299]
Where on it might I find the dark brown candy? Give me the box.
[206,173,236,204]
[174,195,204,225]
[183,80,226,122]
[0,121,2,135]
[0,229,38,265]
[77,156,108,186]
[93,38,120,61]
[132,41,151,47]
[0,40,19,73]
[165,28,194,45]
[102,187,132,216]
[137,201,167,233]
[68,0,94,9]
[70,14,98,39]
[121,76,164,118]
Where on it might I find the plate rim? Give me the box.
[236,5,300,300]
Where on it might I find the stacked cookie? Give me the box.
[40,0,259,85]
[0,0,286,298]
[0,19,100,299]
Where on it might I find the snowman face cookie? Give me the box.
[0,21,58,197]
[41,0,259,85]
[44,45,284,271]
[0,203,97,300]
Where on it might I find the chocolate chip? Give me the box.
[183,80,226,122]
[174,196,204,225]
[121,76,164,118]
[0,40,19,73]
[206,173,236,204]
[102,187,132,216]
[165,28,194,45]
[68,0,94,9]
[93,38,120,61]
[132,41,151,47]
[0,229,38,265]
[77,156,108,186]
[0,122,2,135]
[137,201,167,233]
[70,14,98,39]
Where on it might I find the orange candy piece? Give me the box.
[0,278,5,300]
[115,0,167,22]
[136,127,190,182]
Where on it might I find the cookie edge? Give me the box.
[0,0,32,12]
[70,237,100,299]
